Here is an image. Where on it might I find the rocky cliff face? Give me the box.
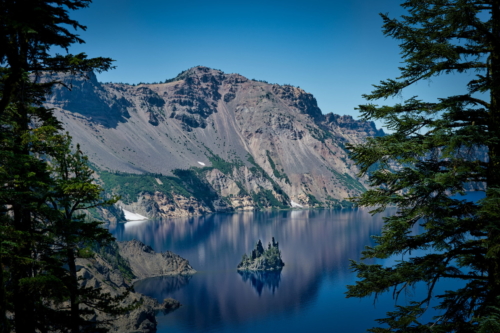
[43,67,383,216]
[76,240,193,332]
[119,192,214,219]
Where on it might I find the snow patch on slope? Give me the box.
[122,209,148,221]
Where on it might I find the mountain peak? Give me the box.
[166,66,225,83]
[44,67,383,213]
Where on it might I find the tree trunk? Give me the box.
[12,206,36,333]
[0,245,8,333]
[486,0,500,311]
[67,246,80,333]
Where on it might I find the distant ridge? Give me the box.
[44,66,383,217]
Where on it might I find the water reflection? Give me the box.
[112,208,394,332]
[134,275,193,296]
[238,270,282,295]
[112,209,389,272]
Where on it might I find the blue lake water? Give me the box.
[110,205,472,332]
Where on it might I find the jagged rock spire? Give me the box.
[237,238,284,271]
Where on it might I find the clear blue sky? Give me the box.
[65,0,473,128]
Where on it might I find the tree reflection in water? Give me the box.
[238,270,282,295]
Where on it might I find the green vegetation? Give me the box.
[346,1,500,331]
[251,188,287,209]
[172,169,218,210]
[190,146,249,197]
[328,168,366,193]
[99,171,190,204]
[323,196,356,209]
[238,238,284,271]
[234,180,249,196]
[95,242,135,282]
[306,124,335,143]
[246,154,259,168]
[99,149,293,212]
[99,168,220,212]
[324,195,340,208]
[0,1,132,331]
[205,148,243,175]
[306,194,323,207]
[266,150,290,184]
[247,154,290,205]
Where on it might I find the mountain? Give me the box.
[42,66,383,217]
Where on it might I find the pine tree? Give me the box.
[0,99,64,332]
[346,1,500,332]
[46,134,131,333]
[0,1,120,332]
[0,0,114,116]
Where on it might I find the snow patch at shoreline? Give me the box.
[291,201,303,208]
[122,209,148,221]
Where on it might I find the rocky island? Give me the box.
[237,237,285,271]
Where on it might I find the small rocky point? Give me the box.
[237,237,284,271]
[162,297,182,314]
[117,239,196,280]
[76,239,195,332]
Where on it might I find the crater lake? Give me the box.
[110,207,460,333]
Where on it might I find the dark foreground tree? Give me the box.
[346,1,500,332]
[0,1,127,332]
[47,134,132,333]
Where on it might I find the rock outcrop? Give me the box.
[43,66,384,214]
[76,240,194,332]
[118,192,214,219]
[237,238,285,271]
[117,239,196,280]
